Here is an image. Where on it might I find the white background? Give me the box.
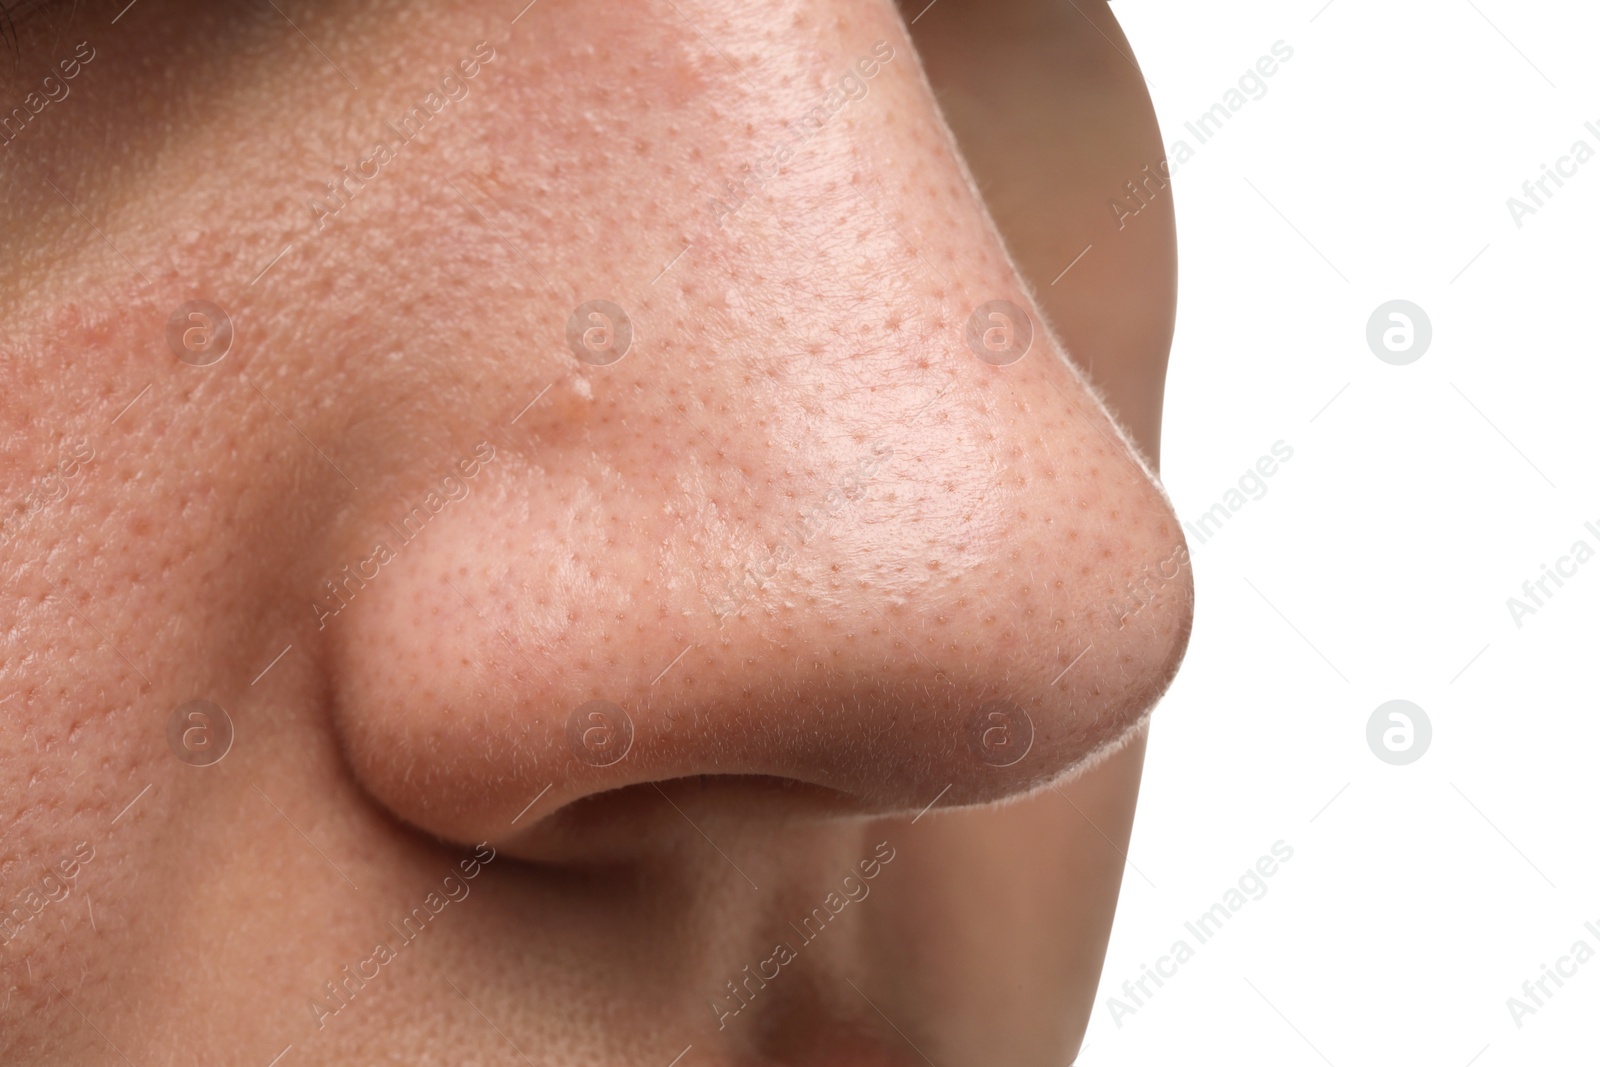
[1082,2,1600,1064]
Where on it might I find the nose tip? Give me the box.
[322,361,1193,859]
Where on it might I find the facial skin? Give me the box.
[0,0,1190,1063]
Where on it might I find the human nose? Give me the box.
[311,8,1192,862]
[320,343,1191,861]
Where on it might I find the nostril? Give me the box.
[507,775,865,865]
